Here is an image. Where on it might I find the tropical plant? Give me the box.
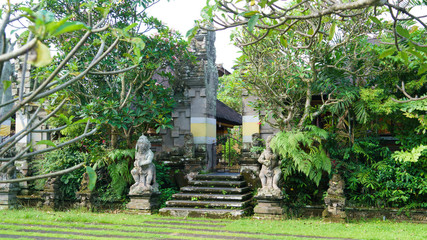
[33,146,88,200]
[271,125,331,186]
[217,71,243,113]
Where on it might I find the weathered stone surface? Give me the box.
[172,192,252,201]
[127,192,160,214]
[322,174,347,223]
[0,192,18,209]
[160,173,252,219]
[254,198,285,219]
[0,163,20,210]
[239,149,261,190]
[40,177,61,210]
[76,173,94,210]
[159,207,249,219]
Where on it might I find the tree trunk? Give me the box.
[111,126,118,148]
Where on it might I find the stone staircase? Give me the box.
[159,173,253,219]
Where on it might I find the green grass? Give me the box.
[0,209,425,240]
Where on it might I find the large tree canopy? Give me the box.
[0,0,184,183]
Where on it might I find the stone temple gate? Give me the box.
[157,29,219,172]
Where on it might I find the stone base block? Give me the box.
[40,191,60,210]
[254,199,284,219]
[76,192,93,210]
[322,209,347,223]
[0,191,19,210]
[127,193,160,214]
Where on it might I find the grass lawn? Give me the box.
[0,208,425,239]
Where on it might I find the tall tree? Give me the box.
[0,0,172,183]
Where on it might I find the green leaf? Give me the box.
[240,11,259,17]
[248,14,259,32]
[415,45,427,54]
[95,6,110,17]
[408,49,423,60]
[379,48,395,59]
[59,114,73,125]
[131,37,145,50]
[400,51,409,64]
[318,33,323,43]
[280,36,288,48]
[18,7,36,18]
[369,16,382,25]
[418,63,427,75]
[52,21,89,37]
[124,23,138,32]
[396,25,410,39]
[328,22,336,41]
[186,25,199,41]
[36,140,57,148]
[2,80,11,93]
[86,166,97,191]
[308,28,314,35]
[28,41,52,67]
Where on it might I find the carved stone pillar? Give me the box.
[76,172,93,210]
[322,174,347,222]
[41,177,61,210]
[0,164,20,210]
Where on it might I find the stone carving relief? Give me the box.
[129,135,159,195]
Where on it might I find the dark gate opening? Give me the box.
[215,134,241,173]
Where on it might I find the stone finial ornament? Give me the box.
[129,135,159,195]
[257,135,282,198]
[323,173,347,222]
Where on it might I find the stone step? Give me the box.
[181,186,250,194]
[165,199,252,209]
[172,192,252,201]
[159,207,249,219]
[194,173,243,181]
[189,180,247,188]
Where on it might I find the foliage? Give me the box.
[271,126,331,186]
[33,146,87,199]
[217,71,243,113]
[344,156,427,209]
[155,161,178,208]
[42,0,195,149]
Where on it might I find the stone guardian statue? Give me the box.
[129,135,159,195]
[257,135,282,197]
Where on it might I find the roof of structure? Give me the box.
[216,100,242,126]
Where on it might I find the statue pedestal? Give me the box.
[0,187,19,210]
[322,196,346,223]
[254,194,284,220]
[127,192,160,214]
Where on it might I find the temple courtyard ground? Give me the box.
[0,209,425,239]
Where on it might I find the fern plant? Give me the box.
[94,149,135,199]
[271,125,331,186]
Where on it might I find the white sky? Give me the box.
[146,0,240,71]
